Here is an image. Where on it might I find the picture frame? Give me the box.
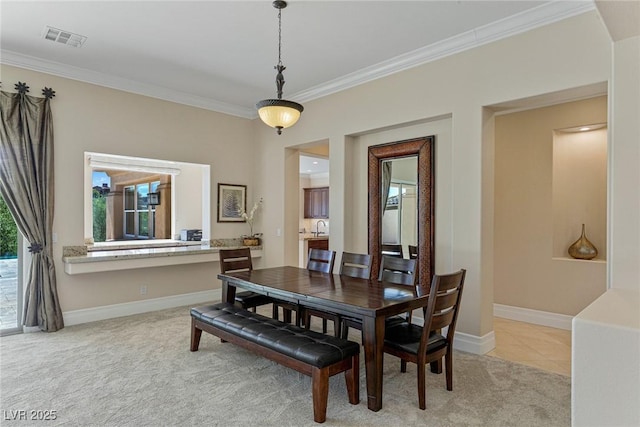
[217,183,247,222]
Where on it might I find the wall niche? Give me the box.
[552,125,607,261]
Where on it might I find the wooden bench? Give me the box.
[190,302,360,423]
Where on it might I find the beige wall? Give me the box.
[253,12,613,339]
[0,64,259,311]
[494,97,608,315]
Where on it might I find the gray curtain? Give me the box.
[381,160,392,213]
[0,84,63,332]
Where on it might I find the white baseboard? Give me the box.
[63,289,222,326]
[454,330,496,355]
[493,303,573,331]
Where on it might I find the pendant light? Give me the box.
[256,1,303,135]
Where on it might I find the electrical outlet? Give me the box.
[139,285,147,295]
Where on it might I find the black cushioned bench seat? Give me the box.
[190,302,360,423]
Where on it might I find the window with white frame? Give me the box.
[123,181,160,239]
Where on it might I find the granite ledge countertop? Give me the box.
[63,238,262,264]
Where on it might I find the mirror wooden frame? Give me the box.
[368,136,435,288]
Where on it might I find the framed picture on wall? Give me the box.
[217,183,247,222]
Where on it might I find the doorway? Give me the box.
[298,152,330,267]
[487,88,608,352]
[0,194,22,335]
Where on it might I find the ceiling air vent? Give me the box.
[42,26,87,48]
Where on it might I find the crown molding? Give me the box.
[1,1,595,117]
[291,1,596,103]
[0,50,256,119]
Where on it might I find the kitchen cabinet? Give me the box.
[307,238,329,252]
[304,187,329,219]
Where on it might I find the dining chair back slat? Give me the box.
[307,248,336,274]
[378,255,417,286]
[219,248,252,273]
[408,245,418,259]
[381,244,404,259]
[339,252,373,279]
[429,305,457,331]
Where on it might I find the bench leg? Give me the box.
[345,354,360,405]
[311,367,329,423]
[190,318,202,351]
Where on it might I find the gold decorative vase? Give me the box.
[568,224,597,260]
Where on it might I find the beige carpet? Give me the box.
[0,305,570,426]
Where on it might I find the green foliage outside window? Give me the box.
[93,189,107,242]
[0,195,18,257]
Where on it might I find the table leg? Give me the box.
[362,315,386,411]
[221,279,236,304]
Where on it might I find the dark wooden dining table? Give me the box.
[218,265,429,412]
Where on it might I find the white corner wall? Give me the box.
[572,34,640,427]
[572,289,640,426]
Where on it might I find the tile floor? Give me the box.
[487,316,571,376]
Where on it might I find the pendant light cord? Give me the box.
[277,7,283,67]
[275,5,285,99]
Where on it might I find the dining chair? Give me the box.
[219,248,274,312]
[341,255,417,339]
[381,244,404,259]
[300,249,343,335]
[407,245,419,285]
[338,252,373,279]
[383,269,466,409]
[307,248,336,273]
[378,255,417,285]
[408,245,418,259]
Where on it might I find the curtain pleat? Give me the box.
[0,89,63,332]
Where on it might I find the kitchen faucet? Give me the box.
[315,220,327,237]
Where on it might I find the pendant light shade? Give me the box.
[256,1,303,135]
[256,99,303,134]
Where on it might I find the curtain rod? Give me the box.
[0,81,56,99]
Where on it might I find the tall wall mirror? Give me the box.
[368,136,435,286]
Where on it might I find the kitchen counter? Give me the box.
[300,234,329,241]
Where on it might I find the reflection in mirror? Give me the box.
[84,152,211,246]
[381,157,417,256]
[368,137,435,286]
[93,169,170,242]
